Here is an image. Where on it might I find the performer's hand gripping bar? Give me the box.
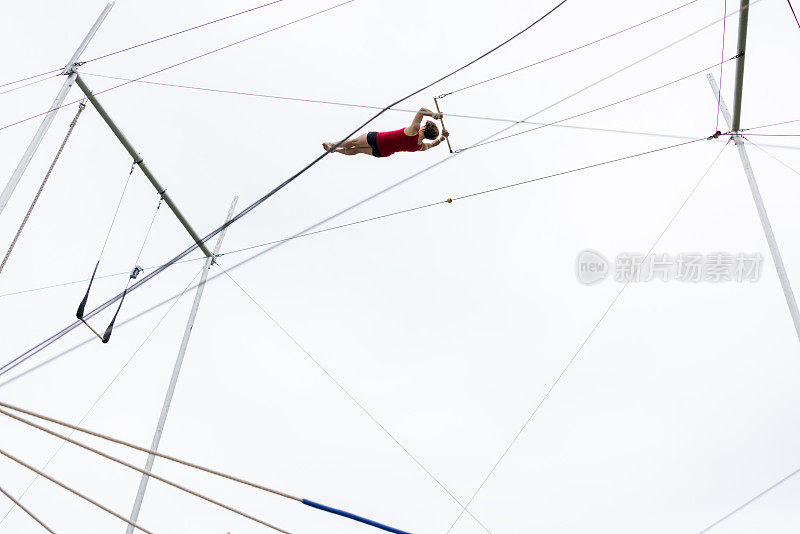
[433,97,452,154]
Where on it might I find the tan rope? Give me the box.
[0,400,301,501]
[0,446,153,534]
[0,102,86,277]
[0,482,56,533]
[0,407,292,534]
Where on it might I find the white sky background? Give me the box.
[1,0,799,532]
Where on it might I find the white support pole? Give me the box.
[707,75,800,342]
[125,196,238,533]
[0,3,114,218]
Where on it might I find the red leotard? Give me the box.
[375,128,422,157]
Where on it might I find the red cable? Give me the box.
[0,1,354,135]
[0,0,287,90]
[788,0,800,30]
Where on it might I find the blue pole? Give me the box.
[302,499,413,534]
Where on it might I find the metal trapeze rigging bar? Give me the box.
[73,72,213,258]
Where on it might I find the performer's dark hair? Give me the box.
[423,121,439,140]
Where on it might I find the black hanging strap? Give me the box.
[79,183,162,344]
[101,288,128,343]
[76,260,98,321]
[76,260,110,342]
[76,160,141,343]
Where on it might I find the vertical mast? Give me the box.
[125,196,238,533]
[705,0,800,342]
[730,0,750,132]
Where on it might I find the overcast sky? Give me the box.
[1,0,800,533]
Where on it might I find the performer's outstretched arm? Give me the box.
[420,129,449,151]
[408,107,441,136]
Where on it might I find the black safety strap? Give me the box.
[76,261,99,321]
[79,182,163,344]
[101,287,128,343]
[76,160,143,343]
